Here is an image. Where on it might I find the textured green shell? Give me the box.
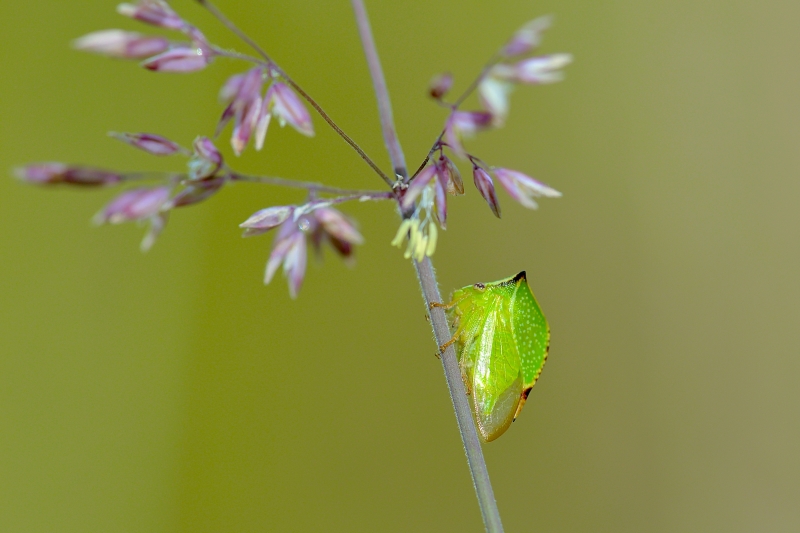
[444,271,550,442]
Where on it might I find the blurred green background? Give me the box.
[2,0,799,531]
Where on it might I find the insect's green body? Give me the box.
[444,271,550,441]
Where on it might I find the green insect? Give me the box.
[433,271,550,442]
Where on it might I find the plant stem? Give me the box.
[415,257,504,533]
[350,0,407,179]
[350,1,504,531]
[228,171,389,198]
[196,0,395,188]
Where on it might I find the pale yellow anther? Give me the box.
[392,182,442,262]
[391,219,412,247]
[425,223,438,257]
[404,225,419,259]
[416,235,429,261]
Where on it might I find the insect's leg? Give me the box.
[462,372,472,395]
[431,297,466,355]
[437,334,458,356]
[429,292,470,311]
[435,312,462,355]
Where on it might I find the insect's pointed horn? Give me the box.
[513,270,527,282]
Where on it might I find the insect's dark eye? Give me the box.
[474,283,485,291]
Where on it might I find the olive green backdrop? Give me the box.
[2,0,799,531]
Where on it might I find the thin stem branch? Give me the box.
[453,52,502,109]
[415,258,505,533]
[196,0,395,188]
[350,2,504,531]
[119,171,185,182]
[410,53,502,182]
[195,0,272,63]
[350,0,407,178]
[314,191,394,205]
[228,171,388,198]
[209,46,263,65]
[279,77,395,188]
[409,132,443,182]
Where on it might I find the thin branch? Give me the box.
[118,171,186,182]
[350,1,505,531]
[452,52,502,109]
[415,257,505,533]
[196,0,395,188]
[409,131,443,181]
[313,191,394,205]
[209,46,264,65]
[410,53,502,182]
[279,76,395,188]
[350,0,407,178]
[228,171,388,198]
[195,0,272,63]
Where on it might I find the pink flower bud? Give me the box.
[264,223,307,299]
[300,206,363,264]
[401,165,437,210]
[214,103,235,138]
[218,68,264,155]
[233,68,265,105]
[239,206,294,237]
[163,177,225,210]
[16,164,123,186]
[451,110,494,132]
[185,26,213,56]
[108,132,182,156]
[444,111,493,159]
[117,1,185,31]
[492,168,561,209]
[267,82,314,137]
[63,167,124,186]
[93,186,171,224]
[434,168,448,228]
[511,54,572,84]
[188,136,223,180]
[326,235,354,261]
[503,15,553,56]
[218,73,245,103]
[429,72,453,99]
[282,231,307,299]
[193,136,222,166]
[73,30,169,59]
[141,45,212,73]
[435,155,464,196]
[478,77,512,125]
[254,98,272,151]
[14,163,69,184]
[140,212,168,252]
[473,167,501,218]
[231,95,261,155]
[313,207,364,245]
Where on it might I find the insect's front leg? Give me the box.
[437,317,466,358]
[437,334,458,357]
[429,292,468,311]
[428,302,461,357]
